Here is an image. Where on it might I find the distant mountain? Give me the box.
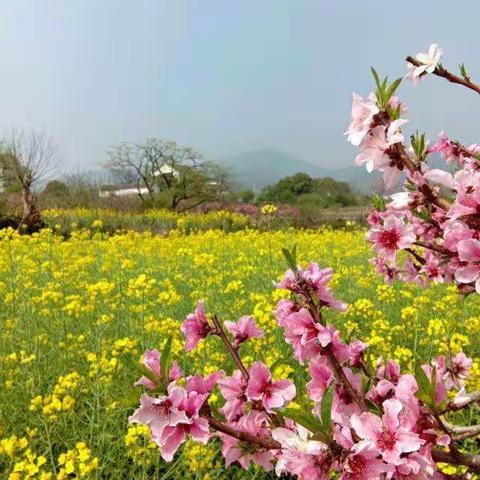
[222,150,328,191]
[221,150,379,194]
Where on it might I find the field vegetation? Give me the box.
[0,222,478,478]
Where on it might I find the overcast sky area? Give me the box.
[0,1,479,172]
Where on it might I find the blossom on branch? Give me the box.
[245,361,296,410]
[181,300,212,351]
[405,43,443,84]
[128,43,480,479]
[224,315,264,347]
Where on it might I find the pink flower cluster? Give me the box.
[129,261,475,478]
[347,45,480,294]
[128,45,479,479]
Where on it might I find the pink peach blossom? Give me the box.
[307,356,333,402]
[218,370,247,421]
[275,298,300,327]
[278,263,347,311]
[224,315,263,347]
[135,348,182,390]
[348,340,368,368]
[186,371,224,395]
[405,44,443,85]
[368,215,416,261]
[246,361,295,410]
[153,384,210,461]
[219,411,274,471]
[342,442,393,480]
[455,238,480,291]
[181,300,212,352]
[351,398,423,465]
[355,120,409,190]
[345,92,379,146]
[128,391,189,437]
[130,382,210,462]
[273,424,330,480]
[280,307,322,362]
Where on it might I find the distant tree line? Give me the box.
[0,130,369,232]
[0,135,234,230]
[257,172,367,208]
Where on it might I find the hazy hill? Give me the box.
[222,150,378,194]
[221,150,326,190]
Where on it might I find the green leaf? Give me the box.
[387,103,401,120]
[381,76,388,93]
[415,364,431,393]
[385,78,402,102]
[414,364,435,408]
[431,365,437,401]
[320,385,334,433]
[121,353,157,385]
[161,335,173,379]
[291,244,297,266]
[459,63,469,80]
[282,245,298,271]
[370,67,381,90]
[371,193,386,211]
[280,408,323,433]
[411,131,428,159]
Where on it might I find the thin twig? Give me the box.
[374,112,449,211]
[205,415,281,450]
[297,283,368,411]
[406,56,480,95]
[453,429,480,442]
[432,449,480,470]
[211,315,250,381]
[413,241,447,255]
[206,413,480,470]
[445,391,480,412]
[442,419,480,441]
[405,248,427,265]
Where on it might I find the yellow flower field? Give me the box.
[0,225,479,479]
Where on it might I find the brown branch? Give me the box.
[392,142,416,174]
[405,248,427,266]
[325,347,368,411]
[207,414,480,470]
[211,315,250,381]
[432,449,480,470]
[406,56,480,95]
[453,428,480,442]
[433,412,460,458]
[452,141,480,162]
[393,142,450,210]
[451,424,480,435]
[374,112,449,211]
[441,417,480,441]
[205,415,281,450]
[298,286,368,411]
[413,241,448,255]
[445,391,480,412]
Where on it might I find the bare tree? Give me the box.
[105,138,230,210]
[1,129,59,231]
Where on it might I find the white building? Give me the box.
[99,164,179,198]
[99,186,151,198]
[153,164,179,178]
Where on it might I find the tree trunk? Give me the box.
[21,185,42,232]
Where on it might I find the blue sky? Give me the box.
[0,1,479,171]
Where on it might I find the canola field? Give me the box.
[0,226,479,479]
